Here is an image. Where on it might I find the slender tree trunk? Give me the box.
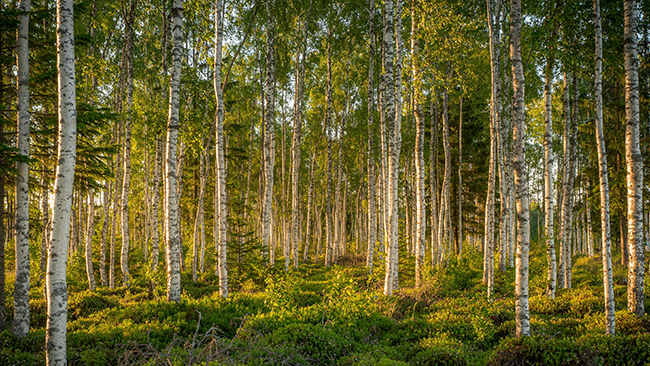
[0,91,6,331]
[391,0,403,291]
[510,0,530,337]
[485,0,501,296]
[13,0,31,338]
[86,188,96,290]
[544,36,557,297]
[99,182,110,286]
[458,87,463,257]
[624,0,645,317]
[47,0,77,360]
[304,148,316,261]
[41,166,49,280]
[262,0,276,267]
[151,137,162,274]
[430,93,439,266]
[325,27,334,267]
[214,0,228,297]
[291,4,310,269]
[382,0,402,294]
[367,0,377,272]
[165,0,184,303]
[593,0,614,334]
[412,0,425,287]
[120,0,137,287]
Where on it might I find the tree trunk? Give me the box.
[304,148,316,261]
[543,37,557,297]
[47,0,77,360]
[593,0,615,334]
[262,0,277,267]
[41,166,49,280]
[120,0,137,287]
[0,93,6,331]
[291,4,310,269]
[214,0,228,297]
[165,0,184,303]
[510,0,530,337]
[325,27,334,267]
[458,87,463,257]
[100,181,110,286]
[151,136,162,274]
[86,188,96,290]
[366,0,377,272]
[485,0,501,296]
[412,0,425,287]
[624,0,645,317]
[13,0,31,338]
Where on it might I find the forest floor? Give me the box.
[2,239,650,365]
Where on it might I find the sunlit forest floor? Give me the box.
[2,239,650,365]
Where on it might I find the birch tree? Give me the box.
[366,0,377,272]
[383,0,401,296]
[85,188,96,290]
[624,0,644,317]
[214,0,228,297]
[290,3,310,269]
[593,0,614,334]
[543,0,560,298]
[262,0,276,267]
[485,0,501,299]
[46,0,78,360]
[412,0,425,287]
[511,0,530,337]
[120,0,138,287]
[164,0,184,303]
[13,0,31,338]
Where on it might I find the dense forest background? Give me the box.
[2,0,650,364]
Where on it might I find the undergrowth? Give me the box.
[2,240,650,365]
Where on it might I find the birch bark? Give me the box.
[412,0,425,287]
[594,0,614,334]
[366,0,377,272]
[485,0,501,299]
[214,0,228,297]
[624,0,645,317]
[291,4,310,269]
[165,0,184,303]
[85,188,96,290]
[120,0,137,286]
[510,0,530,337]
[262,0,276,267]
[13,0,31,338]
[47,0,77,360]
[543,18,557,296]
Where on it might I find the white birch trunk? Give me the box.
[214,0,228,297]
[366,0,377,272]
[99,182,110,287]
[165,0,184,303]
[47,0,77,361]
[510,0,530,337]
[262,0,276,267]
[120,3,136,285]
[412,0,425,287]
[13,0,31,338]
[594,0,614,334]
[85,188,96,290]
[41,168,49,280]
[543,43,557,297]
[485,0,501,298]
[624,0,645,317]
[151,137,162,273]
